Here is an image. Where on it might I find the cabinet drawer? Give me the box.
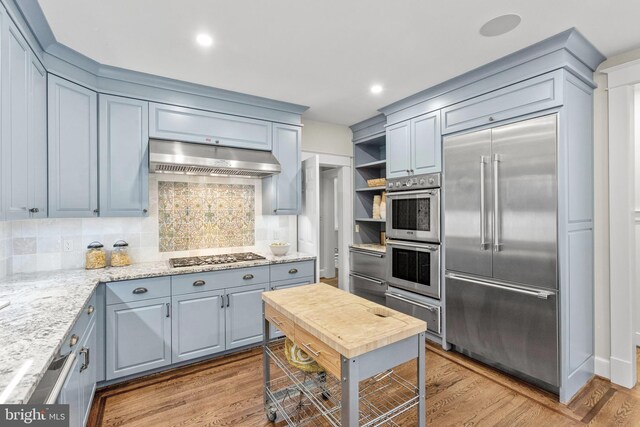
[172,266,269,295]
[65,291,97,350]
[265,303,295,339]
[149,103,272,150]
[385,291,441,335]
[441,71,562,134]
[106,276,171,305]
[293,324,341,379]
[270,261,315,283]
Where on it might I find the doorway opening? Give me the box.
[319,167,339,287]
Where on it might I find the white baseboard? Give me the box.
[635,331,640,347]
[611,356,636,388]
[594,356,611,379]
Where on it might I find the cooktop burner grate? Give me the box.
[169,252,266,268]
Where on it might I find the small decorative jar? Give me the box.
[111,240,132,267]
[85,241,107,270]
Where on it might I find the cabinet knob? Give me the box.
[69,334,79,347]
[93,209,99,215]
[28,208,39,213]
[488,116,495,122]
[87,305,94,315]
[142,209,148,214]
[215,140,220,144]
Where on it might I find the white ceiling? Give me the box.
[38,0,640,126]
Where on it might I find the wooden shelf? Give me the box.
[356,186,387,192]
[355,218,386,223]
[355,159,386,169]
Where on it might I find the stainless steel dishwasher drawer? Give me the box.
[385,290,441,335]
[445,274,559,388]
[349,273,387,306]
[350,248,385,279]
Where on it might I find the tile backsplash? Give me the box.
[158,182,255,252]
[1,174,296,276]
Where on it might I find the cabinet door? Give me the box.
[225,283,268,350]
[263,124,301,215]
[28,56,47,218]
[171,290,225,363]
[269,278,314,338]
[386,121,411,178]
[99,95,149,217]
[58,355,81,427]
[2,23,30,220]
[79,319,97,427]
[106,297,172,380]
[149,103,272,150]
[411,111,441,175]
[48,74,98,217]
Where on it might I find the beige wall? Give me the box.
[593,48,640,372]
[301,119,353,157]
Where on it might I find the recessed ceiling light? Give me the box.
[479,14,521,37]
[196,33,213,47]
[370,84,383,94]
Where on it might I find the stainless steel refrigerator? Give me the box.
[444,114,559,391]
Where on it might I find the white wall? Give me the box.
[301,119,353,157]
[635,86,640,347]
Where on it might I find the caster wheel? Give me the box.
[321,391,331,400]
[266,408,277,422]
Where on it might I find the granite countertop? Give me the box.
[0,252,315,404]
[350,243,387,254]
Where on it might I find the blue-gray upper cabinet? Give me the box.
[106,296,172,380]
[149,103,272,150]
[48,74,99,218]
[171,290,225,363]
[386,121,411,179]
[1,21,47,220]
[99,95,149,217]
[441,71,563,135]
[387,111,441,178]
[225,283,268,351]
[262,123,302,215]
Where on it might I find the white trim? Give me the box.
[302,151,353,165]
[602,60,640,89]
[635,331,640,347]
[595,356,611,379]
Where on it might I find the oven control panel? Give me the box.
[387,173,441,191]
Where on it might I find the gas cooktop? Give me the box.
[169,252,266,268]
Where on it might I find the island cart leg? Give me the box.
[263,302,276,422]
[341,356,360,427]
[417,332,426,427]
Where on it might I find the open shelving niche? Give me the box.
[351,115,388,245]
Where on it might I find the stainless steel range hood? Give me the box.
[149,139,281,177]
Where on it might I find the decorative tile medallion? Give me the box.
[158,182,255,252]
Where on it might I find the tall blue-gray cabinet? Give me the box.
[48,74,99,217]
[262,123,302,215]
[99,95,149,217]
[386,111,441,178]
[1,20,47,220]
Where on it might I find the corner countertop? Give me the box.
[0,252,315,405]
[350,243,387,254]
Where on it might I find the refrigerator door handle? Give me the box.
[445,273,553,299]
[480,156,489,250]
[493,153,502,252]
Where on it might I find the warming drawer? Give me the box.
[385,289,441,335]
[350,246,386,280]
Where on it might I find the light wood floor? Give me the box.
[88,345,640,426]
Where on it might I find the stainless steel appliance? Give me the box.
[385,287,441,335]
[385,173,440,243]
[29,351,77,404]
[386,240,440,299]
[349,246,387,305]
[170,252,266,268]
[149,139,281,177]
[444,114,559,391]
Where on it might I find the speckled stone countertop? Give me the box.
[0,252,315,404]
[350,243,387,254]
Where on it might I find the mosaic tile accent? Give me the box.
[158,182,255,252]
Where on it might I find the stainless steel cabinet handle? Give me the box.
[193,280,206,287]
[87,305,94,315]
[493,154,502,252]
[132,287,148,294]
[445,273,553,299]
[349,248,384,258]
[79,347,90,372]
[243,274,254,280]
[69,334,79,347]
[288,268,298,274]
[480,156,489,250]
[166,303,170,317]
[385,292,437,311]
[301,342,320,357]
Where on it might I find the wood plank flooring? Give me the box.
[88,345,640,426]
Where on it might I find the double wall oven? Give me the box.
[385,172,442,335]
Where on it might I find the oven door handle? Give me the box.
[385,292,438,312]
[386,240,439,251]
[349,248,385,258]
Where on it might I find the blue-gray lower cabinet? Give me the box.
[262,123,302,214]
[269,277,314,338]
[48,74,98,218]
[171,290,225,363]
[225,283,269,350]
[106,297,172,380]
[99,95,149,217]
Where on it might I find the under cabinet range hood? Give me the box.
[149,139,281,177]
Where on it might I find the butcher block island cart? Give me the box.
[262,283,427,426]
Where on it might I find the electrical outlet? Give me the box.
[355,224,360,233]
[63,240,73,252]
